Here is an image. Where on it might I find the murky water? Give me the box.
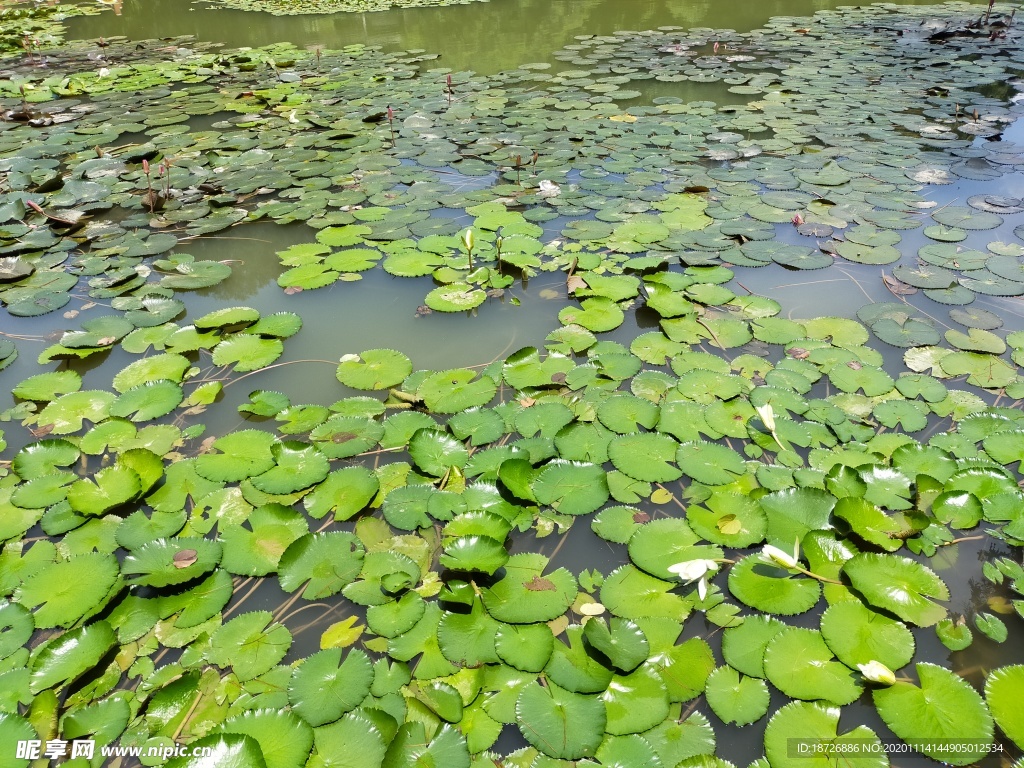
[14,0,1024,764]
[67,0,967,74]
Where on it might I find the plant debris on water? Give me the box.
[4,1,1024,766]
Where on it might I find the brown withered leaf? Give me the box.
[173,549,198,569]
[882,273,917,296]
[524,576,557,592]
[566,275,587,295]
[632,511,651,524]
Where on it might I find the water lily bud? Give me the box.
[462,228,475,252]
[754,403,776,432]
[857,660,896,686]
[763,541,799,569]
[142,159,149,174]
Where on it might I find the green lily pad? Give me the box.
[985,665,1024,749]
[843,553,949,627]
[336,349,412,390]
[704,665,770,726]
[516,681,605,759]
[874,663,993,765]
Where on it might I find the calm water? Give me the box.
[68,0,966,74]
[26,0,1024,763]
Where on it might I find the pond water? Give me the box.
[5,0,1024,766]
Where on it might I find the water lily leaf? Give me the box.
[219,710,314,768]
[721,614,788,679]
[67,465,141,516]
[195,429,277,482]
[29,620,116,694]
[208,611,291,682]
[833,497,903,552]
[932,490,983,529]
[531,459,608,515]
[110,380,184,422]
[122,537,222,588]
[440,536,508,575]
[212,334,284,372]
[161,258,233,290]
[827,361,894,396]
[559,297,625,332]
[36,390,116,435]
[945,327,1006,354]
[7,290,71,317]
[764,701,886,768]
[819,600,914,670]
[425,282,486,312]
[874,663,993,765]
[759,487,835,548]
[494,623,554,673]
[0,601,32,661]
[310,415,383,459]
[167,734,269,768]
[602,663,671,735]
[336,349,412,390]
[408,428,468,477]
[676,441,745,485]
[417,369,497,413]
[932,206,1002,230]
[0,713,35,768]
[250,441,329,494]
[764,626,862,705]
[843,553,949,626]
[974,612,1007,643]
[12,439,80,480]
[269,529,358,602]
[220,503,308,576]
[601,565,689,621]
[14,553,119,628]
[516,680,605,759]
[599,394,660,434]
[628,518,721,581]
[582,616,649,673]
[705,665,770,726]
[11,371,81,402]
[985,665,1024,749]
[936,616,973,652]
[288,647,373,727]
[482,553,577,623]
[304,466,378,521]
[436,598,500,667]
[608,432,681,482]
[728,552,821,615]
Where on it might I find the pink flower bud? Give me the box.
[792,213,805,226]
[387,105,394,121]
[27,200,45,214]
[142,159,149,173]
[713,41,720,53]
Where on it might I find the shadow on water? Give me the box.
[66,0,975,75]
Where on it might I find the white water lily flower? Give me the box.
[667,559,719,601]
[754,403,776,432]
[667,559,718,581]
[857,660,896,686]
[763,539,799,569]
[538,180,561,198]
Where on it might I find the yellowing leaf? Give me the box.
[320,615,364,649]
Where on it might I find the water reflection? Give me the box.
[67,0,974,75]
